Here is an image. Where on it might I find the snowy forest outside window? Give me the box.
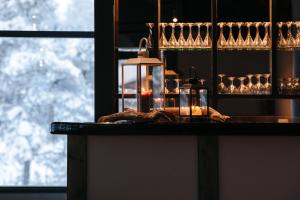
[0,1,94,186]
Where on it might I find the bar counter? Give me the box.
[51,116,300,136]
[50,117,300,200]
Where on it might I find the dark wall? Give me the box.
[219,136,300,200]
[87,136,198,200]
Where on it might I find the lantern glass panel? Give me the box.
[122,64,138,111]
[152,65,164,110]
[122,65,137,94]
[141,65,148,93]
[191,91,201,116]
[191,88,208,116]
[199,89,208,108]
[180,88,190,116]
[140,65,164,111]
[123,98,137,110]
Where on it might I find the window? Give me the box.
[0,1,94,186]
[0,0,94,31]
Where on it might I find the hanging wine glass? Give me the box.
[260,75,267,94]
[277,22,287,48]
[283,78,289,95]
[262,22,271,48]
[186,23,195,48]
[287,77,293,94]
[194,23,204,48]
[169,23,178,48]
[208,23,212,47]
[146,23,154,48]
[280,78,286,94]
[278,78,283,94]
[227,22,236,49]
[296,22,300,47]
[203,22,212,48]
[199,79,206,86]
[245,22,254,48]
[178,23,186,48]
[263,74,272,94]
[236,22,245,48]
[164,79,170,94]
[247,74,254,94]
[174,78,181,94]
[254,74,263,94]
[227,77,236,94]
[218,74,227,94]
[293,77,300,94]
[159,23,169,48]
[218,22,227,49]
[238,77,248,94]
[287,22,295,48]
[254,22,263,49]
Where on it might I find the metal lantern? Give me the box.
[121,37,165,112]
[179,80,209,121]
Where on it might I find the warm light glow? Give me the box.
[154,98,163,102]
[141,87,152,96]
[172,17,178,23]
[180,106,208,116]
[153,98,164,109]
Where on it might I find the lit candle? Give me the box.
[192,106,202,116]
[140,88,152,112]
[141,87,152,96]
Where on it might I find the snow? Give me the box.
[0,0,94,186]
[0,0,94,31]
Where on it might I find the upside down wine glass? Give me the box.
[262,22,271,48]
[164,79,170,94]
[174,78,181,94]
[247,74,254,94]
[218,74,227,94]
[263,74,272,94]
[178,23,186,48]
[287,22,295,47]
[236,22,245,47]
[245,22,254,48]
[238,77,248,94]
[254,22,263,49]
[146,23,154,48]
[169,23,178,48]
[277,22,287,47]
[218,22,227,48]
[254,74,262,94]
[195,23,204,48]
[187,23,194,48]
[199,79,206,86]
[160,23,169,48]
[227,22,236,48]
[293,78,300,94]
[296,22,300,47]
[228,77,236,94]
[203,22,212,48]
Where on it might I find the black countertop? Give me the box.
[50,116,300,136]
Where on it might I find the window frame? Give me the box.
[0,187,67,193]
[0,0,96,193]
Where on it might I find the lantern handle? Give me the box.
[138,37,148,51]
[137,37,149,58]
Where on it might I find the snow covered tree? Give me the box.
[0,0,94,186]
